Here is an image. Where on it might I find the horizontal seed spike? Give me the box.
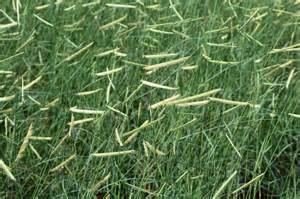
[202,54,239,65]
[91,150,136,157]
[209,97,260,108]
[95,67,123,77]
[289,113,300,118]
[67,118,94,126]
[141,80,178,90]
[106,3,136,9]
[96,48,119,57]
[144,56,190,71]
[0,95,15,102]
[76,89,101,96]
[167,88,221,105]
[29,136,52,141]
[182,65,198,70]
[70,107,104,115]
[0,70,13,74]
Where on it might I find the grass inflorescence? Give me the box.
[0,0,299,198]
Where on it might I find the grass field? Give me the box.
[0,0,300,198]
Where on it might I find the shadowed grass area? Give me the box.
[0,0,299,198]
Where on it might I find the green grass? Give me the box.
[0,0,299,198]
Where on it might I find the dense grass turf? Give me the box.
[0,0,299,198]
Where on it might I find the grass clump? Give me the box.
[0,0,299,198]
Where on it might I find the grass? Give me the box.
[0,0,299,198]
